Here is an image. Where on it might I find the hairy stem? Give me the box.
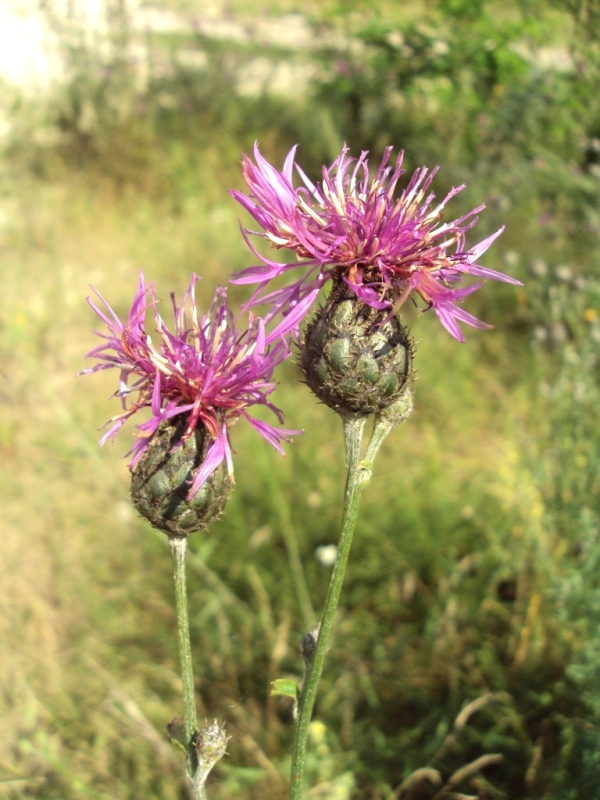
[170,536,205,799]
[289,414,370,800]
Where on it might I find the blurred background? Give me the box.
[1,0,599,798]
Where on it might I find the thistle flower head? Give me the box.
[82,272,299,501]
[231,143,522,342]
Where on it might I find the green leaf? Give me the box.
[270,678,299,700]
[166,717,189,753]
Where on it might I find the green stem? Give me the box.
[169,536,205,799]
[289,414,370,800]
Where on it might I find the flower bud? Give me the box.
[131,417,233,537]
[195,719,230,769]
[192,719,230,793]
[379,388,414,428]
[301,283,414,416]
[300,625,320,668]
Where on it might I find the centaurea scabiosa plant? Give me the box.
[231,144,522,799]
[82,272,299,798]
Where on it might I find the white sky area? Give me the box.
[0,3,58,89]
[0,1,139,91]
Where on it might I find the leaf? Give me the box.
[270,678,299,701]
[166,717,189,753]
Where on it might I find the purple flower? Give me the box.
[82,272,300,498]
[230,143,522,342]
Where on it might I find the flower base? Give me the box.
[131,418,233,537]
[301,283,414,416]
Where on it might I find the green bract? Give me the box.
[301,283,414,416]
[131,418,233,537]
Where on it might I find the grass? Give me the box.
[1,0,600,797]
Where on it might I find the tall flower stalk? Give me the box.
[290,413,367,799]
[82,273,299,797]
[169,535,202,792]
[230,143,521,799]
[289,397,414,799]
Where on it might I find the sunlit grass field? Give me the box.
[1,1,600,798]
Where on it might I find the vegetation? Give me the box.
[1,0,599,797]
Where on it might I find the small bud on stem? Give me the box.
[300,625,321,669]
[193,720,230,794]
